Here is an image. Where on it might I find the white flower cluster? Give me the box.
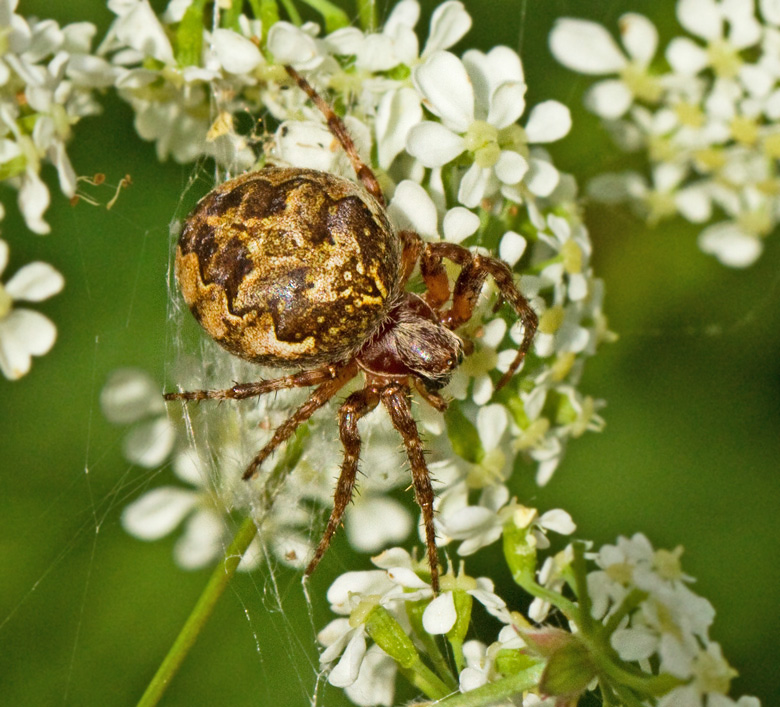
[315,521,760,707]
[0,0,112,234]
[551,0,780,267]
[585,533,760,707]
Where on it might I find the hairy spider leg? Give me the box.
[284,65,385,206]
[398,230,423,285]
[381,383,441,593]
[241,362,359,480]
[163,366,346,402]
[304,385,382,580]
[420,241,539,390]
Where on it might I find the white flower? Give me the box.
[550,14,663,118]
[0,239,64,379]
[667,0,762,79]
[407,48,570,207]
[0,7,111,232]
[101,368,176,466]
[422,571,511,634]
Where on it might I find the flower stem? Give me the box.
[136,516,258,707]
[433,662,545,706]
[356,0,377,31]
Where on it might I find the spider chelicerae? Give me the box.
[164,66,538,592]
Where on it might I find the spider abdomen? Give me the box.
[175,167,402,367]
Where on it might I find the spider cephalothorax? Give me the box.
[165,66,538,592]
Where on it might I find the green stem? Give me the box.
[136,517,258,707]
[356,0,377,31]
[434,662,545,706]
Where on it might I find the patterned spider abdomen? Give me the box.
[175,167,402,367]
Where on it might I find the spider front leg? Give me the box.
[424,242,538,389]
[305,384,382,580]
[284,65,384,206]
[381,383,441,594]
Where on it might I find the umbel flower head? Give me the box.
[551,0,780,268]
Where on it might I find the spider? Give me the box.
[164,66,538,593]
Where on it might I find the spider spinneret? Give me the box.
[164,65,538,593]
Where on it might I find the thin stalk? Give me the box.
[433,662,545,706]
[136,516,258,707]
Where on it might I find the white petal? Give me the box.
[611,626,658,661]
[121,486,197,540]
[525,158,560,197]
[679,0,724,40]
[5,261,64,301]
[18,170,50,234]
[471,375,493,405]
[406,121,464,167]
[486,81,527,129]
[481,317,507,348]
[619,13,658,64]
[327,571,395,608]
[761,0,780,24]
[423,1,472,55]
[494,150,528,185]
[387,180,438,236]
[549,18,627,74]
[384,0,419,34]
[539,508,576,535]
[267,22,319,69]
[50,141,77,198]
[344,644,397,707]
[499,230,527,266]
[376,87,422,169]
[413,51,474,132]
[174,510,224,569]
[584,80,633,119]
[115,0,174,64]
[123,416,177,467]
[102,368,165,424]
[457,163,490,208]
[442,207,479,243]
[324,27,365,56]
[666,36,710,75]
[345,496,412,552]
[276,120,337,172]
[328,629,367,687]
[386,565,429,588]
[459,666,488,692]
[356,34,398,72]
[676,185,713,223]
[212,28,262,74]
[476,404,507,451]
[442,505,496,536]
[422,591,457,634]
[0,309,56,379]
[698,222,763,267]
[525,101,571,143]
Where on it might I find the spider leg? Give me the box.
[381,383,440,594]
[242,362,359,480]
[163,365,343,402]
[425,242,538,390]
[305,385,382,579]
[413,378,449,413]
[398,230,423,285]
[284,65,384,206]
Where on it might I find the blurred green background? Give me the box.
[2,1,778,705]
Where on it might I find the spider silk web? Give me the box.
[3,0,780,705]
